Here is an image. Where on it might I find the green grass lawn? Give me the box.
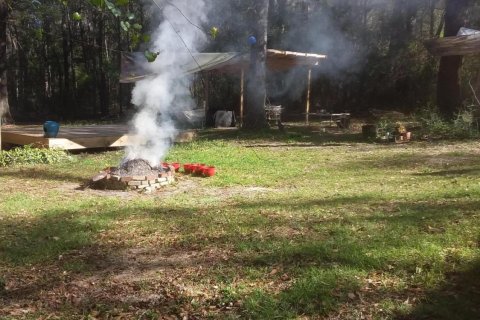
[0,126,479,319]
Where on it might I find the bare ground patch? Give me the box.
[57,176,276,201]
[0,243,241,319]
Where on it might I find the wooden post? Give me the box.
[204,73,209,128]
[240,67,245,127]
[306,67,312,125]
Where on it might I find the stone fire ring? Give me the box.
[90,165,175,193]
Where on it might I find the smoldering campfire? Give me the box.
[90,158,175,192]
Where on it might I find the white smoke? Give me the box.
[124,0,208,166]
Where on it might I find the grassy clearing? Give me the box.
[0,125,479,319]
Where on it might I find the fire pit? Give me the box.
[90,159,175,192]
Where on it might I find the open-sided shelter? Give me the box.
[120,49,327,125]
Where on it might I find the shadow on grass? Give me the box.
[198,125,365,146]
[340,150,480,172]
[413,168,480,177]
[0,167,88,183]
[0,210,104,302]
[0,205,202,317]
[0,193,479,318]
[399,258,480,320]
[200,197,480,318]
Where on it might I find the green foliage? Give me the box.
[0,145,72,167]
[88,0,141,33]
[115,0,129,6]
[375,119,397,139]
[453,107,480,137]
[120,20,130,31]
[245,267,363,318]
[104,0,120,17]
[72,11,82,21]
[416,106,480,139]
[144,50,159,63]
[209,26,219,39]
[89,0,104,7]
[374,120,407,141]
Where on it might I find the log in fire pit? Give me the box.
[90,159,175,192]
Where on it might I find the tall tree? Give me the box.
[437,0,470,120]
[244,0,269,129]
[0,0,11,125]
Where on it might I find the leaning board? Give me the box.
[1,124,196,150]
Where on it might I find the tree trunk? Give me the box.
[68,12,77,116]
[0,0,12,129]
[62,11,72,119]
[80,20,97,116]
[437,0,470,120]
[98,17,109,117]
[244,0,269,130]
[429,0,436,37]
[389,0,417,52]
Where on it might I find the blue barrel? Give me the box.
[43,121,60,138]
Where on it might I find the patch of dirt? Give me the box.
[270,226,305,238]
[425,155,478,166]
[59,176,276,201]
[0,244,239,319]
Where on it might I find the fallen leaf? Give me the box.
[269,268,278,275]
[280,273,290,281]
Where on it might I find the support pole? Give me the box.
[204,73,209,129]
[240,67,245,128]
[306,67,312,125]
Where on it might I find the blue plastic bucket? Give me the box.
[43,121,60,138]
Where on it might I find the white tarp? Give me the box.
[120,52,243,83]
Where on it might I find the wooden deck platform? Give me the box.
[1,124,196,150]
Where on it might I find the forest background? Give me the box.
[1,0,480,124]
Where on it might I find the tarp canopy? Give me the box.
[120,49,327,83]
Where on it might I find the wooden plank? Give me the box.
[1,125,196,150]
[425,34,480,56]
[2,131,49,147]
[48,135,133,150]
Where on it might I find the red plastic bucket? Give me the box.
[204,166,216,177]
[190,163,199,174]
[183,163,192,174]
[172,162,180,172]
[195,164,206,175]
